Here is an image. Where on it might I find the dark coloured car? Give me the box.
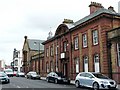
[26,71,40,80]
[0,72,10,84]
[46,72,70,84]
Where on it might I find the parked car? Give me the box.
[4,69,13,77]
[13,71,17,76]
[0,72,10,83]
[75,72,117,90]
[46,72,70,84]
[16,72,25,77]
[26,71,40,80]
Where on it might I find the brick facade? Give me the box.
[107,27,120,83]
[42,2,120,82]
[22,2,120,83]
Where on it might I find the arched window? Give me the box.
[94,54,100,72]
[14,59,18,66]
[75,58,79,73]
[50,61,53,71]
[46,62,49,73]
[117,43,120,66]
[83,56,88,72]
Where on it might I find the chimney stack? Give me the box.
[62,19,73,24]
[24,36,27,40]
[89,2,103,14]
[108,6,115,12]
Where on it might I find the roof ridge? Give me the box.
[72,8,120,29]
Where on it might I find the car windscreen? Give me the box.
[0,72,7,77]
[5,69,13,72]
[56,72,65,77]
[30,72,37,75]
[93,73,109,79]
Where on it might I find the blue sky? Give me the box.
[0,0,119,65]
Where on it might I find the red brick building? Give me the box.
[22,36,44,74]
[107,27,120,83]
[42,2,120,82]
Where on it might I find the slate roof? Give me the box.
[28,39,44,51]
[42,8,120,44]
[68,8,120,30]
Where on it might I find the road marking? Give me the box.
[17,86,21,88]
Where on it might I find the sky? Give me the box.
[0,0,120,65]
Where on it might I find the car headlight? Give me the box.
[100,81,108,84]
[57,77,61,80]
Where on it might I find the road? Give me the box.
[1,77,119,90]
[1,77,89,89]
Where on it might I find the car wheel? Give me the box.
[46,78,49,82]
[75,80,80,88]
[67,80,70,84]
[93,82,99,90]
[55,79,58,84]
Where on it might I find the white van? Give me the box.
[4,69,14,77]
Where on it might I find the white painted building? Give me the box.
[0,60,5,71]
[13,49,22,72]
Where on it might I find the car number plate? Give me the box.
[1,80,5,82]
[63,80,68,82]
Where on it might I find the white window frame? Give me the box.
[74,37,79,50]
[84,56,88,72]
[117,43,120,66]
[63,42,67,52]
[75,58,79,73]
[46,63,49,73]
[50,46,53,56]
[92,30,98,45]
[94,54,100,72]
[14,59,18,66]
[83,34,87,47]
[46,48,49,57]
[50,61,53,71]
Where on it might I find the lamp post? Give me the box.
[34,42,41,74]
[13,48,17,72]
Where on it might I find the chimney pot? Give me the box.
[62,19,74,24]
[24,36,27,39]
[108,6,115,12]
[89,2,103,14]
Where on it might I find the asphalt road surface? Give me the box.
[1,77,90,90]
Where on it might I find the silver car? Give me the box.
[26,71,41,80]
[75,72,117,90]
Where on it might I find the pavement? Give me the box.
[41,77,120,89]
[41,77,75,84]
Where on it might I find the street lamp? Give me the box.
[34,42,41,74]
